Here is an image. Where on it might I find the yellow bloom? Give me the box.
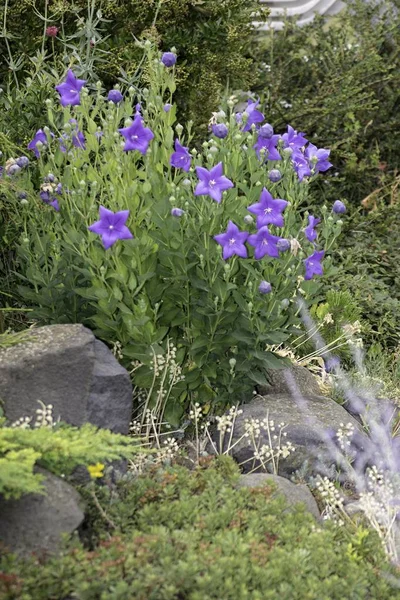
[87,463,105,479]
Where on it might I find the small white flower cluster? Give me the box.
[336,422,355,454]
[323,313,334,325]
[254,441,295,461]
[316,476,345,526]
[156,437,180,463]
[111,340,123,361]
[342,321,363,348]
[189,402,203,422]
[215,406,243,434]
[244,417,295,470]
[11,402,55,429]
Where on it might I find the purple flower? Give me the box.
[17,191,27,199]
[258,123,274,139]
[118,115,154,154]
[324,356,340,373]
[242,99,264,132]
[277,238,291,252]
[248,226,280,259]
[170,139,191,172]
[108,89,123,104]
[40,191,59,212]
[282,125,308,151]
[304,215,321,242]
[291,149,311,181]
[55,70,86,107]
[95,131,103,140]
[16,156,29,168]
[332,200,346,214]
[269,169,281,183]
[212,124,228,139]
[171,208,184,218]
[88,206,134,250]
[253,134,281,162]
[259,281,272,294]
[7,164,21,176]
[214,221,248,260]
[247,188,288,229]
[304,250,324,280]
[305,143,333,173]
[55,183,62,195]
[161,52,177,67]
[27,129,52,158]
[194,162,234,203]
[44,173,56,183]
[59,125,86,153]
[163,104,172,112]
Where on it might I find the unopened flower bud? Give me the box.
[45,98,52,106]
[258,281,272,294]
[20,198,29,205]
[281,299,290,308]
[124,118,132,127]
[244,215,254,225]
[269,169,282,183]
[171,207,184,217]
[229,358,236,369]
[169,195,176,203]
[191,148,198,156]
[332,200,346,214]
[224,263,230,272]
[182,178,191,187]
[176,123,183,134]
[255,180,262,186]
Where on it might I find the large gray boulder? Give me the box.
[0,324,132,433]
[237,473,320,519]
[0,468,84,556]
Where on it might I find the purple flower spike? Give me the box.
[242,99,265,132]
[27,129,52,158]
[214,221,248,260]
[291,150,311,181]
[305,143,333,173]
[55,70,86,107]
[304,250,325,280]
[259,281,272,294]
[212,124,228,139]
[254,134,281,162]
[194,162,234,203]
[304,215,321,242]
[282,125,308,151]
[332,200,346,214]
[161,52,177,67]
[248,226,280,259]
[108,89,123,104]
[118,114,154,154]
[170,139,191,172]
[88,206,134,250]
[247,188,288,229]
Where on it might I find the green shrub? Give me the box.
[253,0,400,207]
[0,456,399,599]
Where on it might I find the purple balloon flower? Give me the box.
[108,89,123,104]
[55,70,86,107]
[161,52,177,67]
[248,226,280,259]
[269,168,282,183]
[40,191,60,212]
[171,208,185,218]
[304,215,321,242]
[212,123,228,139]
[16,156,29,168]
[304,250,324,280]
[194,162,234,203]
[259,281,272,294]
[242,99,265,132]
[214,221,248,260]
[170,139,191,172]
[253,134,281,162]
[277,238,291,252]
[332,200,346,214]
[27,129,53,158]
[118,114,154,154]
[59,125,86,153]
[258,123,274,139]
[291,149,312,181]
[282,125,308,151]
[247,188,288,229]
[163,103,172,112]
[88,206,134,250]
[305,143,333,173]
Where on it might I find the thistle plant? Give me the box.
[7,43,344,423]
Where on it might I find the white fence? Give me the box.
[257,0,345,29]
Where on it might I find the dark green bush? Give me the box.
[1,457,399,600]
[253,0,400,207]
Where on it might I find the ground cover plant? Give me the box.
[1,456,400,600]
[1,43,346,424]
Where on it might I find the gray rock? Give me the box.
[0,468,84,556]
[0,324,132,434]
[209,392,367,479]
[237,473,320,519]
[258,365,321,398]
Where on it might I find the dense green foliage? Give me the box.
[254,0,400,207]
[1,457,399,599]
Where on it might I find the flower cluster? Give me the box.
[4,156,29,176]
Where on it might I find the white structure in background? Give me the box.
[257,0,345,29]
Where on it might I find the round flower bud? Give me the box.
[229,358,236,369]
[163,103,172,112]
[281,299,290,309]
[176,123,183,135]
[7,164,21,175]
[277,238,291,252]
[16,156,29,168]
[209,146,218,154]
[244,215,254,225]
[45,98,52,106]
[269,169,282,183]
[258,123,274,139]
[171,207,184,217]
[20,198,29,205]
[169,195,176,203]
[234,134,242,141]
[259,281,272,294]
[17,191,27,199]
[212,123,228,139]
[161,52,177,67]
[124,118,133,127]
[107,89,123,104]
[332,200,346,214]
[128,86,135,95]
[182,179,191,187]
[224,264,230,272]
[336,219,343,226]
[282,147,293,156]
